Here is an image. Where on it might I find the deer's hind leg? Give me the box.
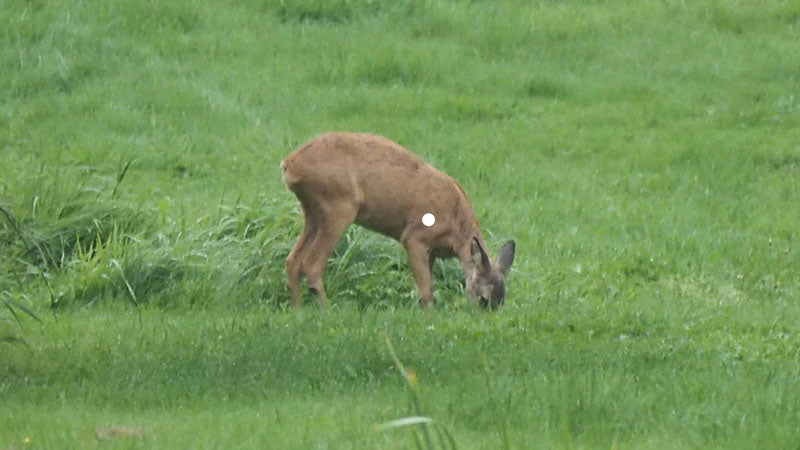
[286,210,317,308]
[300,199,358,307]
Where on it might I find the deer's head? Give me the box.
[466,238,515,309]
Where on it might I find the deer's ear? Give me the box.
[496,240,515,276]
[471,237,491,273]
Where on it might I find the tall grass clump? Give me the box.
[0,158,163,305]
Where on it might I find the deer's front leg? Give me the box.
[404,239,434,308]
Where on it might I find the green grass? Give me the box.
[2,0,800,448]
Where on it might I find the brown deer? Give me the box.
[281,132,515,309]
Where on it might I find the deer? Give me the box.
[281,132,515,309]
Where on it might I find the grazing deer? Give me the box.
[281,132,515,309]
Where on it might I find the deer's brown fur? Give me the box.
[281,132,515,308]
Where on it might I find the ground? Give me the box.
[2,0,800,448]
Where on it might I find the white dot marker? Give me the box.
[422,213,435,227]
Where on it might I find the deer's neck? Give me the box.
[454,206,485,276]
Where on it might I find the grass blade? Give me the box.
[0,334,30,347]
[112,159,134,200]
[376,416,434,431]
[2,299,22,325]
[2,299,42,323]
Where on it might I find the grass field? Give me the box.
[2,0,800,448]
